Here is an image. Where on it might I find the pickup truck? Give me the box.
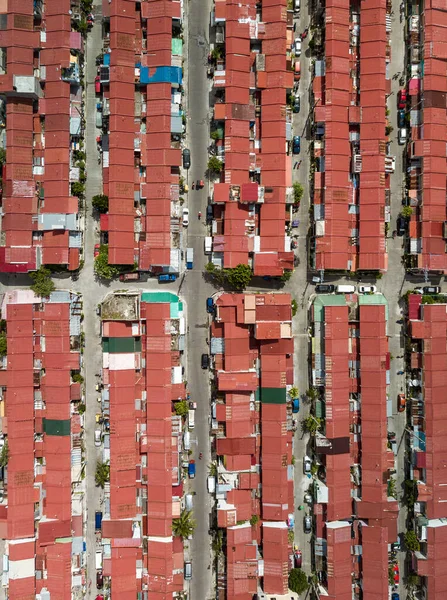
[158,273,177,282]
[188,460,196,479]
[119,272,140,282]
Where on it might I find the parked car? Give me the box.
[294,38,302,56]
[182,207,190,226]
[294,548,302,568]
[391,593,400,600]
[96,570,103,589]
[293,96,300,113]
[358,285,377,293]
[184,561,192,580]
[397,394,406,412]
[94,243,100,257]
[303,456,312,474]
[182,148,191,169]
[206,204,214,222]
[294,60,301,81]
[397,109,405,127]
[95,75,101,93]
[398,127,407,145]
[303,515,312,533]
[201,353,210,369]
[315,284,335,293]
[423,286,441,294]
[158,273,177,282]
[393,564,399,584]
[94,429,102,447]
[398,89,407,109]
[292,135,301,154]
[397,215,406,236]
[188,461,196,479]
[206,297,215,313]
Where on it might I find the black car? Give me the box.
[397,215,406,236]
[315,284,335,293]
[201,354,210,369]
[206,204,214,222]
[292,97,300,114]
[423,286,441,294]
[182,148,191,169]
[96,570,103,589]
[397,109,405,128]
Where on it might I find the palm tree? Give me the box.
[95,460,110,488]
[208,462,218,477]
[172,510,196,539]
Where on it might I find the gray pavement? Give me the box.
[183,0,216,597]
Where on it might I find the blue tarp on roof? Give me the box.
[139,65,182,85]
[103,53,110,66]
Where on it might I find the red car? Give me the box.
[294,548,302,568]
[398,89,407,109]
[398,394,406,412]
[94,244,100,258]
[393,563,399,584]
[95,75,101,94]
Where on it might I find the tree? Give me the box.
[30,267,55,298]
[306,387,318,401]
[210,130,220,141]
[401,206,413,219]
[405,573,420,591]
[293,182,304,204]
[404,479,418,507]
[288,569,309,595]
[174,400,189,417]
[281,270,293,282]
[404,530,420,552]
[0,148,6,166]
[208,462,218,477]
[94,245,121,280]
[0,332,6,357]
[172,510,196,539]
[208,156,223,174]
[291,299,298,316]
[92,194,109,213]
[388,478,397,499]
[303,415,321,435]
[71,181,85,198]
[95,460,110,488]
[288,387,299,399]
[72,373,84,384]
[0,440,8,467]
[225,264,252,290]
[250,515,259,526]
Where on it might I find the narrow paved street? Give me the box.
[183,0,215,597]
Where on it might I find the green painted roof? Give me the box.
[103,337,141,353]
[261,387,287,404]
[172,38,183,56]
[43,419,70,436]
[313,295,347,322]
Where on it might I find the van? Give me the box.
[95,551,103,570]
[336,285,356,294]
[183,431,191,451]
[184,561,192,580]
[188,409,195,430]
[294,0,300,11]
[185,493,193,511]
[204,236,212,254]
[207,476,216,494]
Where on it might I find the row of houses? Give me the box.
[97,291,188,598]
[98,0,184,274]
[405,0,447,274]
[0,289,84,597]
[209,293,295,597]
[310,292,399,598]
[312,0,390,274]
[0,0,84,273]
[207,0,295,277]
[407,295,447,599]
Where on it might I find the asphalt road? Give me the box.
[182,0,216,597]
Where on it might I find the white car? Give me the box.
[182,208,190,227]
[294,38,302,56]
[303,456,312,474]
[94,429,102,447]
[359,285,377,293]
[398,128,407,145]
